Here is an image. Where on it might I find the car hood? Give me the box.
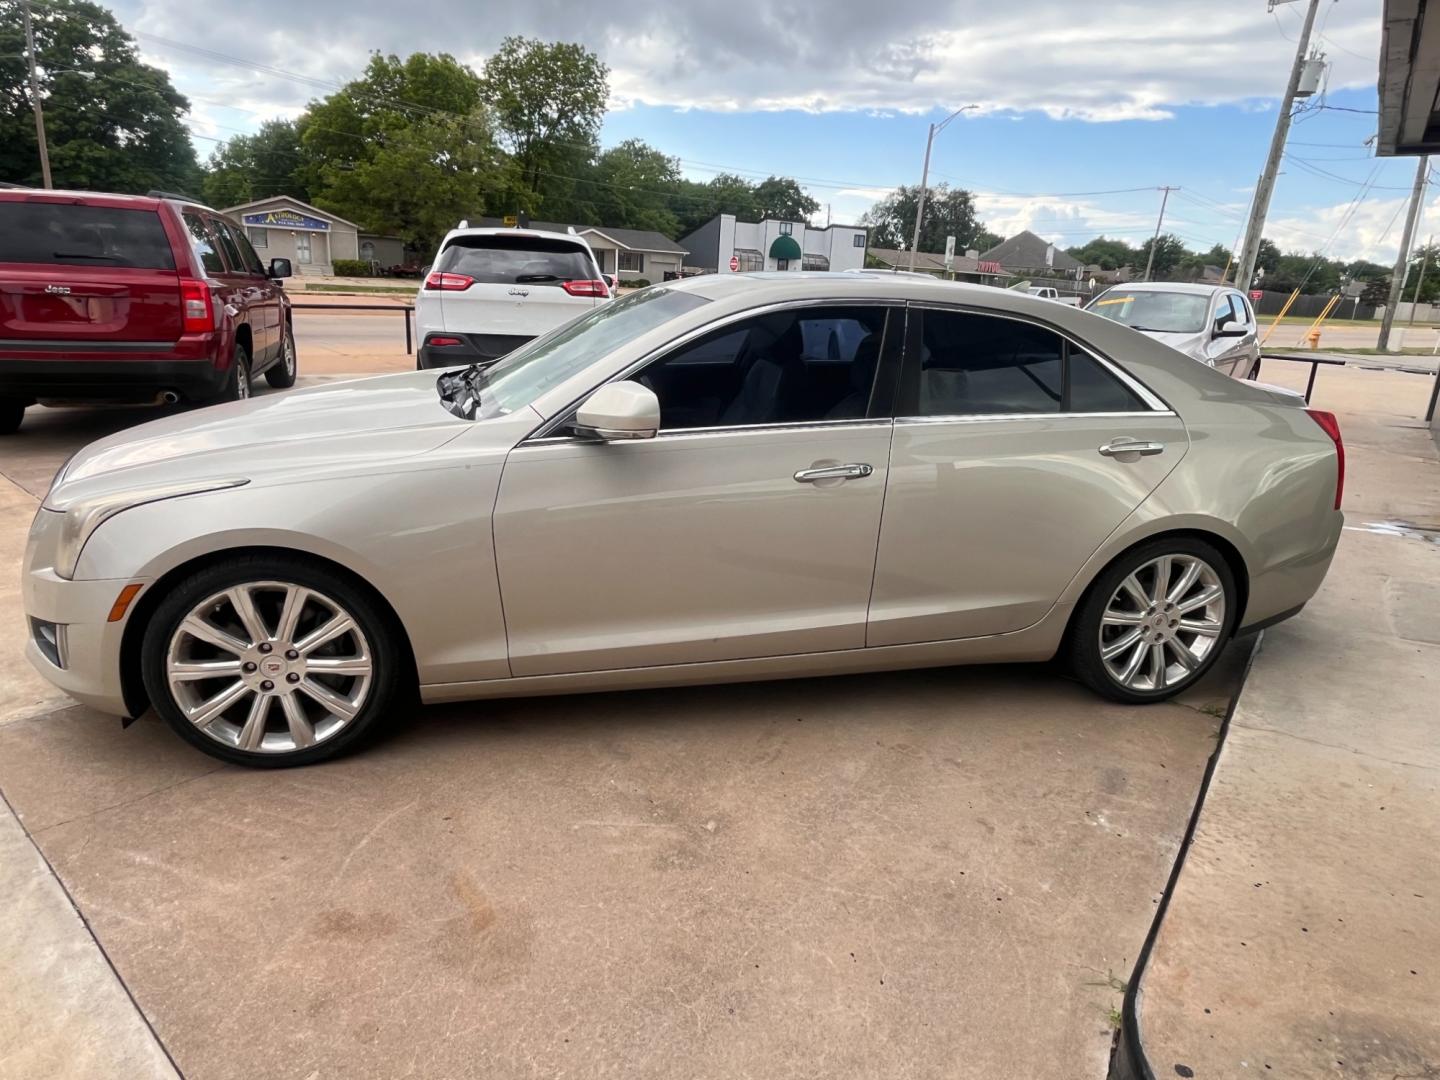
[1143,329,1208,360]
[48,370,477,505]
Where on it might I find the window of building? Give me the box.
[776,258,790,271]
[779,222,794,235]
[911,311,1144,416]
[853,233,866,248]
[801,254,830,271]
[637,305,890,429]
[182,212,224,275]
[360,240,375,261]
[618,251,644,273]
[247,227,268,249]
[734,249,763,273]
[295,232,312,264]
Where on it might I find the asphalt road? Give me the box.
[292,311,415,373]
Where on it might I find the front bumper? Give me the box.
[417,332,533,370]
[23,566,142,717]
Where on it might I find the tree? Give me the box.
[1066,236,1138,271]
[752,176,819,222]
[1255,238,1282,276]
[202,119,308,209]
[1136,233,1189,278]
[583,139,681,235]
[859,183,985,252]
[301,53,509,251]
[481,37,608,203]
[0,0,200,192]
[971,229,1003,254]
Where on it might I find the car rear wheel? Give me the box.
[0,397,26,435]
[1068,537,1236,703]
[265,322,297,389]
[141,556,403,766]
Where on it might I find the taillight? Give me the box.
[1305,408,1344,509]
[562,279,608,297]
[424,271,474,291]
[427,336,462,347]
[179,279,213,333]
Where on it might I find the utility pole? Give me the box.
[907,104,977,271]
[1141,186,1179,282]
[1408,233,1433,330]
[1378,155,1429,352]
[1234,0,1322,292]
[22,0,52,189]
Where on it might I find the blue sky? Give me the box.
[110,0,1414,261]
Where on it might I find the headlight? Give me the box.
[50,479,249,580]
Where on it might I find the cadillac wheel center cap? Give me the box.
[261,656,286,677]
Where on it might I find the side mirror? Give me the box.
[573,381,660,441]
[1214,320,1248,338]
[268,258,293,279]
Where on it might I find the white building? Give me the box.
[679,214,867,275]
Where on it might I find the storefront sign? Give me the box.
[241,208,331,231]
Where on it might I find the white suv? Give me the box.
[415,226,611,369]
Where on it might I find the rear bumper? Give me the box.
[0,357,226,403]
[417,332,533,370]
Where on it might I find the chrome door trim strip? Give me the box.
[903,300,1173,413]
[894,410,1177,426]
[520,418,896,447]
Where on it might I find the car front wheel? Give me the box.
[141,556,403,766]
[266,322,297,389]
[0,397,26,435]
[1069,538,1236,703]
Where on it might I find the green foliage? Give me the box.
[753,176,819,221]
[0,0,199,192]
[481,36,609,202]
[581,139,681,235]
[332,259,374,277]
[859,184,983,253]
[623,278,651,288]
[1066,236,1139,271]
[1137,232,1188,277]
[202,119,307,208]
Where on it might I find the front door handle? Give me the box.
[1098,439,1165,458]
[794,463,873,483]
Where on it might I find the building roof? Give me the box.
[980,230,1082,272]
[221,195,360,230]
[471,217,686,254]
[866,247,1004,276]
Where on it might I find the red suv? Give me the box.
[0,189,297,434]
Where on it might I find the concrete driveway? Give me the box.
[0,386,1243,1079]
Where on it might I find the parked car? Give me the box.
[1026,285,1082,306]
[1086,282,1259,377]
[0,188,296,434]
[24,273,1343,766]
[414,225,610,369]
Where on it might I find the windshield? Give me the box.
[1088,290,1210,334]
[461,286,711,417]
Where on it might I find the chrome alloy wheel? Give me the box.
[166,581,373,753]
[1097,554,1226,693]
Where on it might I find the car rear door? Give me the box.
[427,233,605,337]
[0,196,183,348]
[866,304,1187,646]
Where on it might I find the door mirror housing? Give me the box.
[573,381,660,441]
[267,258,293,279]
[1214,320,1248,338]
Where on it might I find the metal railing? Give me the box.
[289,302,416,355]
[1250,352,1347,404]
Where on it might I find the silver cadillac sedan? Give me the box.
[23,274,1344,767]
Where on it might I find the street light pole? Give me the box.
[1378,155,1429,352]
[907,105,977,271]
[1234,0,1321,292]
[22,0,52,189]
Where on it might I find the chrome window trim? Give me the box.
[520,417,894,447]
[904,299,1172,413]
[896,410,1177,426]
[527,297,906,442]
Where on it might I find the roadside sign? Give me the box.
[1250,289,1264,301]
[1088,276,1097,290]
[729,254,740,272]
[503,214,518,227]
[944,235,955,268]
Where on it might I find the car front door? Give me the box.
[492,303,902,676]
[1204,293,1251,376]
[209,215,278,365]
[866,304,1188,647]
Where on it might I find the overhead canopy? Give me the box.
[769,234,803,260]
[1378,0,1440,155]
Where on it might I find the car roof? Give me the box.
[0,187,216,213]
[1101,281,1237,296]
[442,226,591,245]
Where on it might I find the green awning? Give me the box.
[768,234,803,260]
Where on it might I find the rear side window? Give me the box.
[1067,348,1146,412]
[183,212,224,275]
[0,202,174,269]
[438,235,597,286]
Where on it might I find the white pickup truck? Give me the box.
[1026,286,1082,306]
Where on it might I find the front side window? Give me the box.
[1212,295,1238,328]
[909,310,1144,416]
[637,305,890,430]
[1088,289,1211,334]
[183,211,224,275]
[208,216,244,272]
[216,218,263,274]
[618,251,644,273]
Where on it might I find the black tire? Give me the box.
[265,320,297,389]
[217,341,252,403]
[1067,536,1237,704]
[0,397,26,435]
[141,554,406,767]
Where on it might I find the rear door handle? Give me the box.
[1098,439,1165,458]
[794,463,873,483]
